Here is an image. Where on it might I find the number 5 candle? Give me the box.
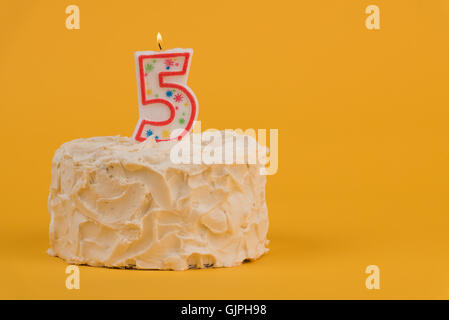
[133,35,198,142]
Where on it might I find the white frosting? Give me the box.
[48,134,269,270]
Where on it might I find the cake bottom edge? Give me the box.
[47,247,270,271]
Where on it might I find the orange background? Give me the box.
[1,0,449,299]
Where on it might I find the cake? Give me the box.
[48,132,269,270]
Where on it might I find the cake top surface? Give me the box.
[53,132,266,173]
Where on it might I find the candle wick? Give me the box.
[158,43,162,50]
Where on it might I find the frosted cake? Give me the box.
[48,133,269,270]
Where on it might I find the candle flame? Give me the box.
[157,32,163,50]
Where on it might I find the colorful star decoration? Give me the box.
[164,59,175,67]
[162,130,170,138]
[145,64,154,72]
[174,93,183,102]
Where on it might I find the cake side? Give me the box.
[48,135,269,270]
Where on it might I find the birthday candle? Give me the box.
[133,34,198,142]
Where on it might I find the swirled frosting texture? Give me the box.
[48,135,269,270]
